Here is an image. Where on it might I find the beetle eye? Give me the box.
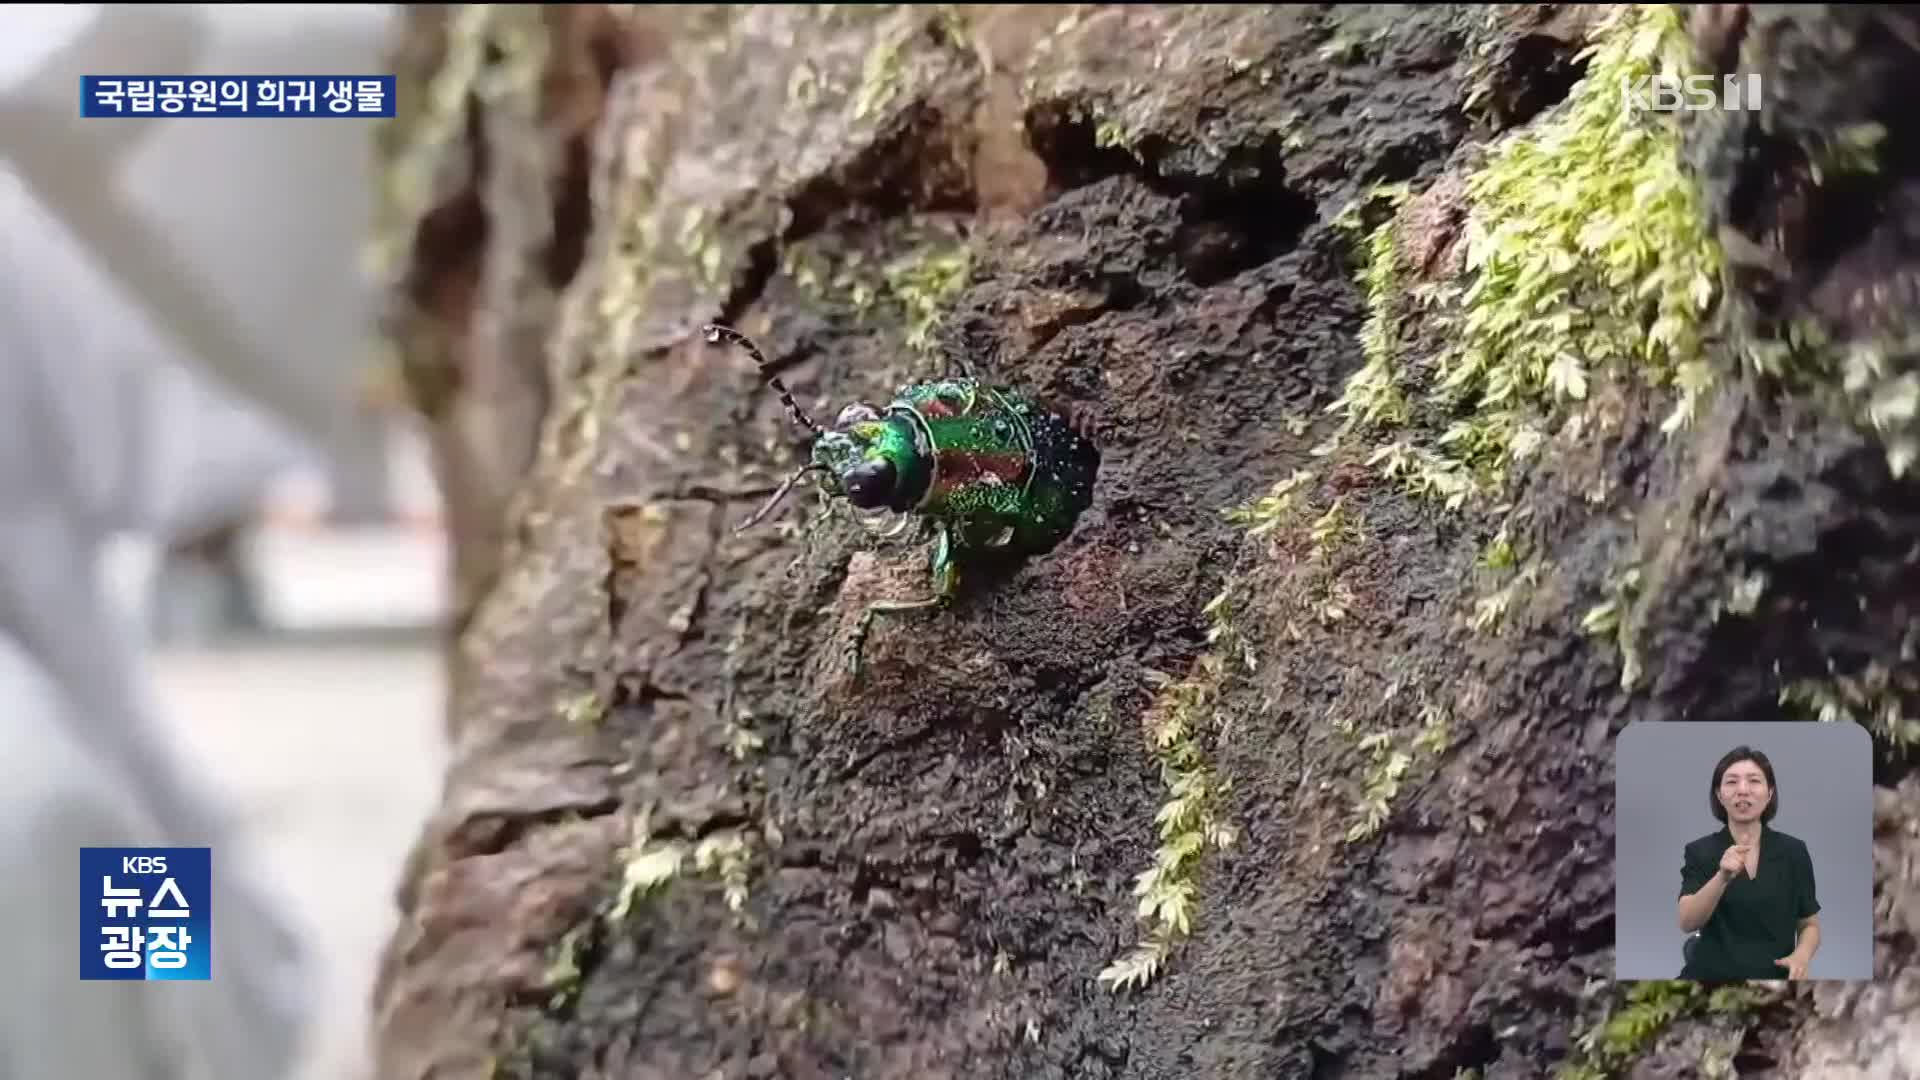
[842,459,896,509]
[836,403,881,428]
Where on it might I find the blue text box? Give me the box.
[80,847,212,981]
[81,76,395,118]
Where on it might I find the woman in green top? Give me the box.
[1677,746,1822,981]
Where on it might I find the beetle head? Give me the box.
[702,323,913,530]
[809,404,902,511]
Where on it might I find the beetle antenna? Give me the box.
[703,323,824,438]
[737,463,824,533]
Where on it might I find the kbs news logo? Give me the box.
[1620,73,1764,114]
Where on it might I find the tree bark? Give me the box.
[368,5,1919,1079]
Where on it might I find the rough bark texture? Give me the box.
[368,5,1917,1079]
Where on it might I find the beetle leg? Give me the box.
[847,525,959,680]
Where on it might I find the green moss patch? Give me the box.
[1326,5,1724,513]
[1097,588,1245,993]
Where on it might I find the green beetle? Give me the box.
[703,323,1100,677]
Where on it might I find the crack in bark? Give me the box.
[444,796,626,863]
[831,720,953,786]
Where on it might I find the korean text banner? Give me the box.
[80,76,395,118]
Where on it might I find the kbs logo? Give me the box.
[80,847,212,981]
[1620,73,1763,114]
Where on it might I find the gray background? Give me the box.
[1615,721,1875,981]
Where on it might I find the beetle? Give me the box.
[702,323,1101,678]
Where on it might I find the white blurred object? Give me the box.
[0,154,316,1080]
[246,527,449,632]
[0,161,319,540]
[102,533,165,646]
[0,6,422,1079]
[1,2,451,640]
[251,416,448,632]
[0,3,409,525]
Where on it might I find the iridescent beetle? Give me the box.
[702,323,1100,677]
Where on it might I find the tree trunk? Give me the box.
[367,5,1920,1079]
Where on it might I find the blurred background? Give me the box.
[2,5,446,1079]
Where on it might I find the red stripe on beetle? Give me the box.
[932,450,1028,494]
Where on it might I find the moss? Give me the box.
[1558,981,1774,1080]
[693,831,755,913]
[1314,32,1365,66]
[1330,183,1412,432]
[1780,652,1920,751]
[1094,115,1147,163]
[674,205,732,292]
[1346,731,1410,843]
[1267,3,1734,702]
[607,809,758,922]
[537,920,591,1012]
[1559,980,1703,1080]
[558,689,606,728]
[852,26,907,122]
[371,4,552,283]
[1307,497,1359,557]
[1328,5,1724,513]
[1447,2,1721,439]
[778,224,975,366]
[1804,121,1887,186]
[1458,6,1509,120]
[1579,562,1646,692]
[1764,327,1920,481]
[927,4,970,54]
[368,5,550,420]
[1731,312,1920,483]
[787,59,823,109]
[1222,469,1316,537]
[536,14,749,487]
[1468,516,1546,636]
[883,244,974,355]
[1222,466,1366,634]
[367,5,499,285]
[1468,557,1541,636]
[1333,689,1451,844]
[1097,588,1244,992]
[1328,180,1492,510]
[1712,567,1769,622]
[726,715,768,761]
[1222,460,1379,642]
[780,243,834,305]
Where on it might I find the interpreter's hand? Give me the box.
[1774,952,1809,980]
[1718,844,1750,880]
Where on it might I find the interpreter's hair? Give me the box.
[1709,745,1778,824]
